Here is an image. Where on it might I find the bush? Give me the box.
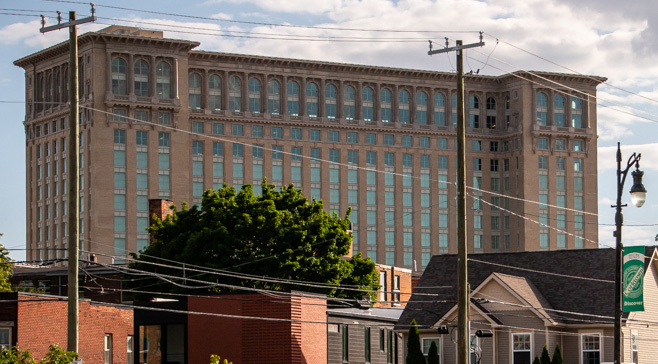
[551,344,563,364]
[0,345,78,364]
[540,345,551,364]
[210,354,232,364]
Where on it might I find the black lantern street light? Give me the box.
[613,142,647,364]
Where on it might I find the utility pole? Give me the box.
[429,34,484,364]
[40,5,96,354]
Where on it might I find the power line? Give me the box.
[482,32,658,106]
[41,0,479,34]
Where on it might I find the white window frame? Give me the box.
[127,335,134,364]
[422,337,441,363]
[580,332,602,364]
[631,331,638,364]
[511,332,532,364]
[104,333,113,364]
[0,327,11,349]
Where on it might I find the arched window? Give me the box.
[209,75,221,111]
[228,76,241,112]
[398,90,410,123]
[344,86,355,120]
[416,91,428,125]
[434,93,445,126]
[571,96,582,128]
[536,92,548,126]
[469,95,480,128]
[155,61,171,99]
[486,97,496,129]
[267,79,280,115]
[451,94,457,127]
[505,96,511,128]
[362,87,374,121]
[554,94,565,127]
[248,78,260,113]
[111,58,127,95]
[287,81,299,116]
[381,89,392,122]
[325,84,337,119]
[189,73,201,109]
[134,60,149,97]
[306,83,318,117]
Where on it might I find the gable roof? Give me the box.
[397,247,657,330]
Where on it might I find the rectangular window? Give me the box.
[364,327,371,363]
[420,137,430,148]
[403,154,413,167]
[310,129,320,141]
[347,132,358,143]
[291,127,301,140]
[342,325,349,362]
[437,138,448,149]
[291,147,302,161]
[212,123,224,135]
[192,141,203,155]
[158,132,169,147]
[311,148,321,161]
[384,152,394,166]
[113,129,125,144]
[233,143,243,157]
[581,334,600,364]
[366,152,377,165]
[272,146,283,160]
[272,126,282,138]
[232,124,244,136]
[329,130,339,142]
[104,333,113,364]
[538,156,548,169]
[512,333,532,364]
[402,135,412,147]
[538,138,548,149]
[420,155,430,169]
[384,134,394,145]
[473,158,482,171]
[192,121,204,134]
[366,133,376,145]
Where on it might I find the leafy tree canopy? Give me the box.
[0,344,79,364]
[0,234,13,293]
[127,183,379,300]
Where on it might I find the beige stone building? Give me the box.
[14,26,604,267]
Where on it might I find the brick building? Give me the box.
[15,25,604,269]
[0,292,133,363]
[134,292,326,364]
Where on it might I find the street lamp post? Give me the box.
[613,142,647,364]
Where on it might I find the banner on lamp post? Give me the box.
[623,245,645,312]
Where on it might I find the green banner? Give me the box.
[623,245,645,312]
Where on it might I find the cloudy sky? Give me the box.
[1,0,657,261]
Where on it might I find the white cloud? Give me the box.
[598,143,658,171]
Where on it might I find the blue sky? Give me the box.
[1,0,657,261]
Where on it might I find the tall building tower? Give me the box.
[15,26,604,269]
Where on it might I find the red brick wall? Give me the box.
[298,295,327,364]
[187,293,327,364]
[187,296,245,364]
[16,294,133,364]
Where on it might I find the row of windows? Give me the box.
[536,137,585,152]
[111,58,172,98]
[187,73,518,127]
[536,91,584,128]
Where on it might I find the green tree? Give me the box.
[406,319,426,364]
[551,344,563,364]
[426,341,439,364]
[540,345,551,364]
[0,234,13,292]
[128,183,379,300]
[532,357,540,364]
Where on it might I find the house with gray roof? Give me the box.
[396,247,658,364]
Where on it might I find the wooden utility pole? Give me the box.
[429,34,484,364]
[40,6,96,353]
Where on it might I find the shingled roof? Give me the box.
[396,247,657,330]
